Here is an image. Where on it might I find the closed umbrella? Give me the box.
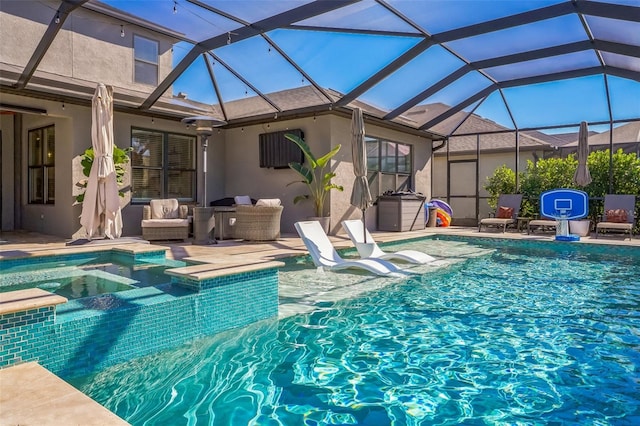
[349,107,373,242]
[80,83,122,239]
[573,121,592,187]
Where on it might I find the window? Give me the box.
[28,125,55,204]
[134,35,158,85]
[366,136,413,198]
[131,128,196,202]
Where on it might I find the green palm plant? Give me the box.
[285,133,343,217]
[74,145,130,204]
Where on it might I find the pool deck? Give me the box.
[0,226,638,425]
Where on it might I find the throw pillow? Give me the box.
[256,198,281,207]
[150,199,179,219]
[606,209,627,223]
[497,206,514,219]
[234,195,253,205]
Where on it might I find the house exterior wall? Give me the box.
[110,113,211,237]
[224,115,433,235]
[0,1,174,97]
[3,92,433,238]
[1,115,15,231]
[223,115,334,235]
[329,116,432,235]
[0,93,208,238]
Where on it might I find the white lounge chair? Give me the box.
[341,219,436,264]
[294,221,409,276]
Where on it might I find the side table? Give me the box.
[193,206,215,245]
[516,216,532,233]
[212,206,237,240]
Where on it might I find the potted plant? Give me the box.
[74,145,130,204]
[285,133,343,232]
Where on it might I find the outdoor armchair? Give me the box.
[233,199,283,241]
[141,198,189,241]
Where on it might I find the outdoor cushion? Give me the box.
[497,206,514,219]
[605,209,628,223]
[150,199,180,219]
[234,195,253,205]
[255,198,281,207]
[141,218,189,228]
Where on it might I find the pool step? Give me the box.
[0,288,67,315]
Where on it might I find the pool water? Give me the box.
[70,240,640,425]
[0,253,184,299]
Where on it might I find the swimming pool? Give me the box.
[70,238,640,425]
[0,251,184,299]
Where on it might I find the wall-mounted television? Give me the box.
[259,129,304,169]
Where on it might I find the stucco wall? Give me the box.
[224,114,433,235]
[0,2,174,96]
[109,113,210,237]
[1,115,15,231]
[0,93,209,238]
[329,116,432,235]
[3,91,433,238]
[223,116,332,234]
[19,105,75,236]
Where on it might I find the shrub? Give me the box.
[484,165,516,210]
[484,149,640,230]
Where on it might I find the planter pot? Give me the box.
[309,216,330,234]
[569,219,591,237]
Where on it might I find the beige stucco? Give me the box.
[1,2,174,97]
[223,115,433,235]
[1,115,15,230]
[2,100,434,237]
[0,1,50,69]
[0,92,210,238]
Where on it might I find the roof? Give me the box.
[562,121,640,147]
[2,0,639,140]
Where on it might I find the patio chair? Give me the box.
[341,219,436,264]
[233,199,283,241]
[141,199,189,241]
[478,194,523,233]
[294,221,411,277]
[595,194,636,239]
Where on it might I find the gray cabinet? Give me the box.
[377,194,426,232]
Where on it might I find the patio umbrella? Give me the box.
[349,107,373,242]
[80,83,122,239]
[572,121,592,187]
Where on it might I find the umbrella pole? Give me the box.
[362,209,367,243]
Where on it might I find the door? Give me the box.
[448,160,477,226]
